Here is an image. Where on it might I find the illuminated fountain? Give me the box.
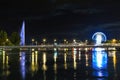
[20,21,25,46]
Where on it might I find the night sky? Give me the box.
[0,1,120,43]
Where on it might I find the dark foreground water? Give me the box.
[0,48,120,80]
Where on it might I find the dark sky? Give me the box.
[0,0,120,43]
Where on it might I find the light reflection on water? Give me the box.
[0,48,120,80]
[92,48,108,77]
[2,51,10,77]
[31,51,39,75]
[20,52,26,80]
[72,48,77,70]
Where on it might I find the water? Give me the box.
[0,48,120,80]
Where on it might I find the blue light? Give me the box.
[20,21,25,46]
[92,48,108,77]
[20,52,26,79]
[92,32,107,45]
[54,50,58,62]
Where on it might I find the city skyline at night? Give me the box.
[0,1,120,80]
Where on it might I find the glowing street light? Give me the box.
[112,39,116,44]
[73,39,76,43]
[54,39,57,45]
[85,40,88,45]
[54,39,57,42]
[35,41,38,45]
[64,39,67,44]
[43,38,46,44]
[6,38,9,42]
[32,38,35,45]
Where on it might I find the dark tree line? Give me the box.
[0,30,20,46]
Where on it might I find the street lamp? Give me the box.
[32,38,35,45]
[112,39,116,44]
[35,41,38,45]
[54,39,57,45]
[73,39,76,43]
[85,40,88,45]
[6,38,8,42]
[64,39,67,44]
[54,39,57,42]
[43,38,46,45]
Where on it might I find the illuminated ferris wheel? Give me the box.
[92,32,107,45]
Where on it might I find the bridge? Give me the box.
[0,44,120,51]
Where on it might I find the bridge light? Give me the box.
[43,38,46,44]
[73,39,76,43]
[32,38,35,45]
[112,39,116,43]
[54,39,57,42]
[64,39,66,42]
[6,38,9,42]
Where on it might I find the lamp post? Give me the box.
[73,39,76,43]
[54,39,57,42]
[43,38,46,45]
[35,41,38,45]
[6,38,9,42]
[85,40,88,45]
[112,39,116,44]
[54,39,57,45]
[64,39,66,44]
[32,38,35,45]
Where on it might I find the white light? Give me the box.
[92,32,107,45]
[96,35,102,45]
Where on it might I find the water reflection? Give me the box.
[53,49,58,74]
[85,53,89,67]
[20,52,26,79]
[53,63,57,80]
[108,50,117,78]
[108,50,117,70]
[2,50,10,76]
[72,48,77,70]
[78,51,81,61]
[64,51,67,70]
[92,48,108,77]
[54,48,58,63]
[112,51,117,71]
[42,52,47,71]
[0,48,120,80]
[42,52,47,80]
[30,51,38,75]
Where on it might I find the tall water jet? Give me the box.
[20,21,25,46]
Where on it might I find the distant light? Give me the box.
[92,32,107,45]
[32,48,34,51]
[112,39,116,43]
[96,34,102,45]
[54,39,57,42]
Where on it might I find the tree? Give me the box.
[10,32,20,46]
[0,30,8,46]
